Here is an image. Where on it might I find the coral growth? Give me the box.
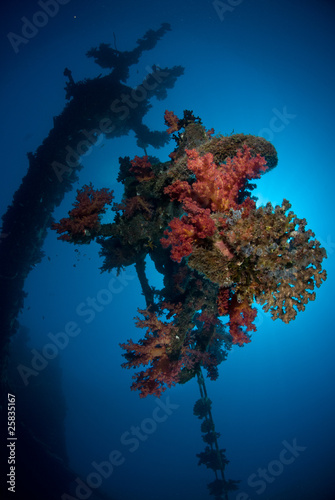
[120,305,221,397]
[161,144,326,330]
[53,110,327,397]
[120,307,183,398]
[161,145,267,262]
[164,110,180,134]
[52,183,114,243]
[227,295,256,346]
[130,155,155,182]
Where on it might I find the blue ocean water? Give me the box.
[1,0,334,499]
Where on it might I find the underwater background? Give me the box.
[1,0,335,499]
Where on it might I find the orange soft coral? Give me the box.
[164,110,180,134]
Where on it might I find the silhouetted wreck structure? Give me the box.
[0,23,183,375]
[0,24,183,499]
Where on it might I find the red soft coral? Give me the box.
[160,216,195,262]
[161,206,215,262]
[122,196,153,220]
[228,295,257,346]
[130,155,155,181]
[52,183,114,243]
[217,288,230,316]
[120,305,221,397]
[184,146,267,211]
[161,146,268,261]
[120,308,183,397]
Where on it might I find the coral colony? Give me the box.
[0,23,327,499]
[52,107,327,496]
[53,109,327,398]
